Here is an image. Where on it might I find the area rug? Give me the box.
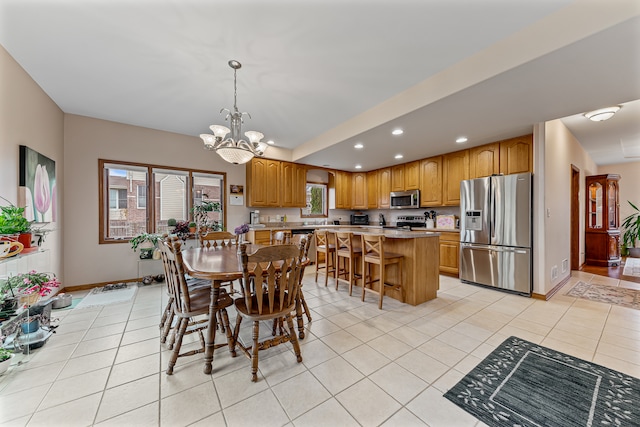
[444,336,640,427]
[623,257,640,278]
[73,284,137,310]
[565,281,640,310]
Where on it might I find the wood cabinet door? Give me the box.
[280,161,295,207]
[335,170,352,209]
[439,234,460,275]
[391,164,405,192]
[404,161,420,190]
[265,159,281,207]
[378,167,391,208]
[442,150,469,206]
[352,172,367,209]
[419,156,442,206]
[294,164,307,207]
[469,143,499,178]
[367,170,378,209]
[499,134,533,175]
[246,158,267,206]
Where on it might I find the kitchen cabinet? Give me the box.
[442,150,469,206]
[367,170,378,209]
[391,165,405,192]
[246,158,281,207]
[438,231,460,275]
[469,143,499,178]
[247,229,272,245]
[419,156,442,207]
[499,134,533,175]
[352,172,367,209]
[585,174,621,266]
[334,170,352,209]
[404,161,420,190]
[281,162,307,207]
[378,167,391,208]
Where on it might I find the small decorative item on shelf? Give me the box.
[188,222,197,233]
[172,221,190,241]
[0,196,34,249]
[129,233,161,260]
[234,223,250,247]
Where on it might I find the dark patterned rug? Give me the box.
[444,336,640,427]
[566,281,640,310]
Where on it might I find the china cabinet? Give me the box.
[585,174,621,266]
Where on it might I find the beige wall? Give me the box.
[0,45,64,281]
[542,119,597,294]
[598,161,640,226]
[63,115,292,287]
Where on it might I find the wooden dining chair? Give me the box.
[158,236,234,374]
[272,230,292,245]
[314,230,336,287]
[199,231,238,249]
[335,231,362,295]
[232,243,304,382]
[361,234,404,309]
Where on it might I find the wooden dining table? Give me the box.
[181,244,260,374]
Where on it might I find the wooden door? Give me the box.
[280,161,295,207]
[378,167,391,208]
[442,150,469,206]
[420,156,442,206]
[265,159,281,207]
[246,158,267,206]
[439,232,460,275]
[469,143,499,178]
[335,170,352,209]
[391,164,405,192]
[499,134,533,175]
[367,170,378,209]
[404,161,420,190]
[294,164,307,207]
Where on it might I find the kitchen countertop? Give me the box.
[250,224,459,234]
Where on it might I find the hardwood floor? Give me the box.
[580,257,640,284]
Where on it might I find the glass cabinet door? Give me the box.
[588,182,602,229]
[607,180,618,229]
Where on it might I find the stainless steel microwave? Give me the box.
[390,190,420,209]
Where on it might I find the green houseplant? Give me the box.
[130,233,161,259]
[0,347,13,375]
[621,201,640,258]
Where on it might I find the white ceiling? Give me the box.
[1,0,639,171]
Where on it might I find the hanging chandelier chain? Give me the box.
[233,67,238,113]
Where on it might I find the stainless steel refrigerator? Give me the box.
[459,173,532,295]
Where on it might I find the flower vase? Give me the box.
[21,318,40,334]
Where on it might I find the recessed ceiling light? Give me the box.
[266,140,275,145]
[394,154,403,159]
[392,129,403,136]
[584,106,621,122]
[355,164,362,169]
[456,137,468,143]
[354,143,364,149]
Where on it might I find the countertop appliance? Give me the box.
[350,214,369,225]
[390,190,420,209]
[379,213,386,226]
[396,215,426,229]
[459,173,532,296]
[249,210,260,225]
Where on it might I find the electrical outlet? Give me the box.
[562,259,568,273]
[551,265,558,280]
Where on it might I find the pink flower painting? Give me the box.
[19,145,56,223]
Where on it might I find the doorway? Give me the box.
[570,165,580,270]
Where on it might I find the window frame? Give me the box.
[301,181,328,218]
[98,159,227,244]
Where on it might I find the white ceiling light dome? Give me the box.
[584,106,621,122]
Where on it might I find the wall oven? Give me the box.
[390,190,420,209]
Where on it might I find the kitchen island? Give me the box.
[317,227,441,306]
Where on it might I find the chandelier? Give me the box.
[200,60,268,164]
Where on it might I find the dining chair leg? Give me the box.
[285,314,303,363]
[295,295,305,339]
[160,297,173,329]
[161,309,174,344]
[167,317,188,375]
[251,320,260,382]
[299,289,312,322]
[217,310,226,333]
[231,314,243,355]
[219,307,236,357]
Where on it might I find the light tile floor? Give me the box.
[1,270,639,426]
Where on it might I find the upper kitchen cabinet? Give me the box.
[499,134,533,175]
[334,170,352,210]
[469,143,499,179]
[367,170,378,209]
[247,158,281,207]
[404,161,420,190]
[585,174,621,267]
[391,165,405,192]
[352,172,367,210]
[378,167,391,208]
[281,162,307,207]
[442,150,469,206]
[420,156,443,206]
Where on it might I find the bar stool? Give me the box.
[314,230,336,287]
[361,234,404,309]
[335,231,362,295]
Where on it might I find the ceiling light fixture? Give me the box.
[355,164,362,169]
[395,154,403,159]
[200,60,268,164]
[267,140,275,145]
[456,137,468,143]
[584,106,621,122]
[392,129,403,136]
[354,143,364,149]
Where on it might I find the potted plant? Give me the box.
[130,233,161,259]
[622,201,640,258]
[188,222,197,233]
[0,270,60,307]
[0,197,33,247]
[172,220,190,240]
[0,348,13,375]
[191,201,222,232]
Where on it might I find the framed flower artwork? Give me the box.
[18,145,56,223]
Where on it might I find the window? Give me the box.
[99,160,226,243]
[301,182,327,217]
